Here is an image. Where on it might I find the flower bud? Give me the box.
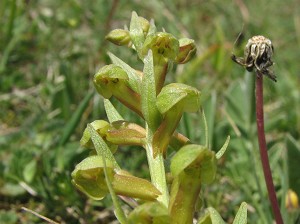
[106,29,131,46]
[175,38,197,64]
[285,189,299,210]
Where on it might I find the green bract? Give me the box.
[197,202,248,224]
[197,207,226,224]
[138,16,150,36]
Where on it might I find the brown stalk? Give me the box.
[255,71,283,224]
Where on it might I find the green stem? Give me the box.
[145,125,169,207]
[255,72,283,224]
[169,175,201,224]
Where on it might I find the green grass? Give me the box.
[1,0,300,223]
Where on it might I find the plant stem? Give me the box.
[145,125,169,207]
[169,174,201,224]
[255,71,283,224]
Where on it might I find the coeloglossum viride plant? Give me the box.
[71,12,248,224]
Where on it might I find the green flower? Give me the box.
[72,156,161,201]
[142,32,179,60]
[94,64,143,117]
[153,83,200,157]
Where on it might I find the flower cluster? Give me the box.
[71,12,246,224]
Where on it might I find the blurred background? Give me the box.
[1,0,299,223]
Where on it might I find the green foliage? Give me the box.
[1,0,299,223]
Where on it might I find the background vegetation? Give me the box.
[1,0,299,223]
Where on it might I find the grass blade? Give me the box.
[59,91,94,146]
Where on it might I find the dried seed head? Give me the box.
[232,35,277,82]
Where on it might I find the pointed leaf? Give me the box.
[104,99,124,123]
[232,202,248,224]
[141,50,161,130]
[129,11,145,58]
[146,19,157,37]
[197,207,227,224]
